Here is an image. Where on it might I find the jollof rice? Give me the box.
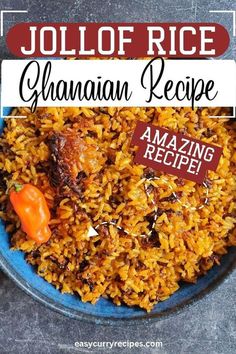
[0,106,235,311]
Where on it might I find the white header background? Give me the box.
[1,59,236,111]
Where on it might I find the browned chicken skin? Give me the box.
[46,129,104,195]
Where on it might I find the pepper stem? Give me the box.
[14,183,23,192]
[6,181,23,194]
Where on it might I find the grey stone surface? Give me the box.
[0,0,235,353]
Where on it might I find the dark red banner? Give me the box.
[131,121,222,183]
[7,23,229,58]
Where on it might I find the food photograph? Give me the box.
[0,1,235,354]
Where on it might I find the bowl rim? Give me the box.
[0,249,235,326]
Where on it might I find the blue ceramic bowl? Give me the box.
[0,106,235,325]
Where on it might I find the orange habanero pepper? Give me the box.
[10,183,51,244]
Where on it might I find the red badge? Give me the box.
[131,121,222,183]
